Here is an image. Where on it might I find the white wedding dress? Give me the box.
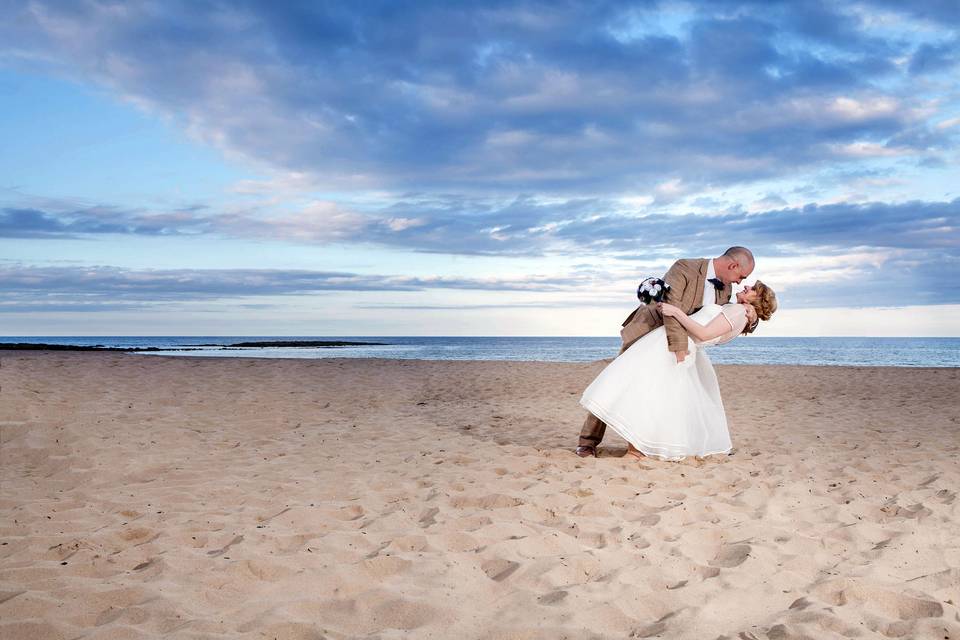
[580,303,748,461]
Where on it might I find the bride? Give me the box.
[579,282,777,461]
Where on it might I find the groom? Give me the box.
[575,246,755,457]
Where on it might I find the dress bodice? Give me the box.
[690,303,748,346]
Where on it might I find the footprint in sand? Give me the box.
[329,505,364,521]
[365,596,437,632]
[361,555,413,579]
[630,622,666,637]
[816,579,943,620]
[710,544,751,568]
[118,527,156,544]
[481,558,520,581]
[132,559,155,571]
[538,590,567,605]
[388,535,428,552]
[311,593,438,635]
[450,493,523,509]
[687,564,720,580]
[248,622,328,639]
[630,614,676,639]
[418,507,439,528]
[627,533,651,550]
[576,531,606,549]
[242,559,298,582]
[206,535,243,557]
[935,489,955,504]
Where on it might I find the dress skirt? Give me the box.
[579,305,732,460]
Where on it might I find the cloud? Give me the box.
[0,300,144,313]
[1,1,955,193]
[0,262,598,312]
[354,300,625,310]
[0,204,210,238]
[215,201,369,243]
[909,38,960,75]
[863,0,960,27]
[555,198,960,257]
[5,195,959,263]
[2,243,957,314]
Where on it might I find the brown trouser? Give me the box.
[578,412,607,447]
[578,342,629,448]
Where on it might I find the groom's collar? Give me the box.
[705,258,716,282]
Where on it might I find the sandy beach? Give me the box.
[1,351,958,639]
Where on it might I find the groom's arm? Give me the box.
[662,261,691,355]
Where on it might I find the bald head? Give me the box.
[723,246,755,271]
[714,246,755,285]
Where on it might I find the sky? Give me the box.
[1,0,958,337]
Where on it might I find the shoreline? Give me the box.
[3,336,959,368]
[0,340,388,352]
[4,348,958,369]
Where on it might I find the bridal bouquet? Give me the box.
[637,277,671,304]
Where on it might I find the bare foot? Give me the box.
[626,443,646,460]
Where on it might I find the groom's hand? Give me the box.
[675,350,688,363]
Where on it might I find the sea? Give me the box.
[2,336,959,367]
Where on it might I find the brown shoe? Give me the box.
[575,445,597,458]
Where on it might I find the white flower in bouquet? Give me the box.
[637,277,671,304]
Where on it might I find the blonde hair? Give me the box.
[742,280,777,334]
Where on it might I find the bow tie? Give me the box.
[708,278,724,291]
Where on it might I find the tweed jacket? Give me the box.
[619,258,733,352]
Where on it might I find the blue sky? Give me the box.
[1,0,958,336]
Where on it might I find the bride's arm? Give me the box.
[657,303,734,342]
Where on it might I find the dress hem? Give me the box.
[580,398,732,462]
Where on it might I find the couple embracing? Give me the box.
[576,247,777,461]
